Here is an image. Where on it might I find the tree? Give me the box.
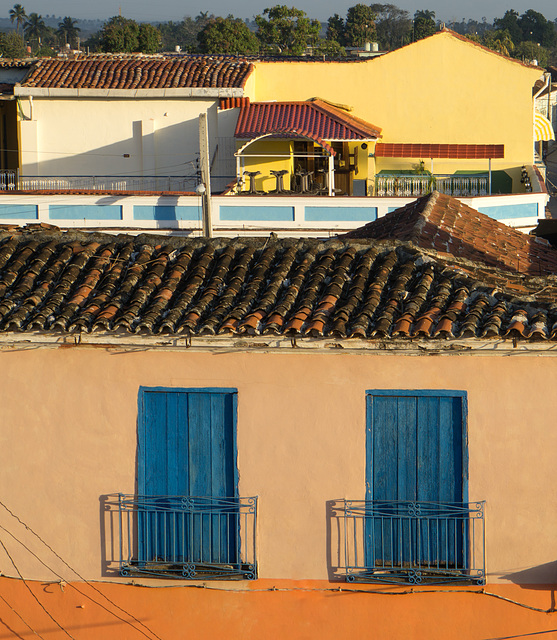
[514,40,549,67]
[9,4,26,34]
[0,31,26,57]
[483,28,514,56]
[157,14,212,53]
[137,23,161,53]
[23,13,46,46]
[344,4,376,47]
[255,5,321,55]
[99,16,160,53]
[413,9,435,41]
[57,16,80,48]
[494,10,521,44]
[371,3,411,50]
[326,13,345,45]
[198,16,259,54]
[518,9,556,48]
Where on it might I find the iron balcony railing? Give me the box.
[0,171,199,192]
[338,500,485,585]
[375,174,489,197]
[117,494,257,580]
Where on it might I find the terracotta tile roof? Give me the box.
[375,144,504,159]
[343,192,557,276]
[20,55,253,89]
[0,229,555,342]
[235,99,382,141]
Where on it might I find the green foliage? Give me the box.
[326,14,345,45]
[514,40,549,67]
[198,16,259,54]
[138,23,161,53]
[255,5,321,55]
[9,4,27,34]
[312,38,346,56]
[483,28,514,56]
[344,4,376,47]
[35,44,56,57]
[518,9,556,48]
[371,3,411,50]
[57,16,80,48]
[0,31,26,58]
[158,13,212,52]
[23,12,46,43]
[493,10,521,44]
[99,16,161,53]
[413,10,436,41]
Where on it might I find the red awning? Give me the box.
[375,143,504,159]
[235,100,382,142]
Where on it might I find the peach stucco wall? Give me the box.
[1,345,557,589]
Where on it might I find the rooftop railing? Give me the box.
[117,494,257,580]
[0,171,199,193]
[375,174,489,197]
[337,500,485,585]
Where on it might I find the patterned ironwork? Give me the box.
[0,173,199,193]
[375,174,489,197]
[117,495,257,580]
[338,500,485,585]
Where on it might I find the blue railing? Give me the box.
[375,174,489,197]
[338,500,485,585]
[117,494,257,580]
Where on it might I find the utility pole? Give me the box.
[198,112,213,238]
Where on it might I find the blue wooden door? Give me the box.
[366,391,467,571]
[137,388,238,566]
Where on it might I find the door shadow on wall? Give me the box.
[326,499,349,582]
[99,494,129,578]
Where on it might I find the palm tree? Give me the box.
[9,4,27,34]
[23,12,46,45]
[57,16,80,48]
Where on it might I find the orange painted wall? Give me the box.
[0,345,556,593]
[0,578,557,640]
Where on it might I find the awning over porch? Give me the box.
[375,143,505,159]
[234,99,382,143]
[534,112,555,141]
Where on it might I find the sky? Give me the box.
[3,0,557,24]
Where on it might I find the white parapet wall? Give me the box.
[0,191,549,237]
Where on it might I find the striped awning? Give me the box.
[534,112,555,141]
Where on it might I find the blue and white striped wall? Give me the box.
[0,192,548,236]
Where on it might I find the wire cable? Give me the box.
[0,591,46,639]
[0,536,77,640]
[0,501,165,640]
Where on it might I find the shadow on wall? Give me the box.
[20,119,201,180]
[505,562,557,594]
[326,499,348,582]
[99,494,128,578]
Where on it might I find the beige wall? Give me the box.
[0,345,556,585]
[250,33,542,173]
[17,97,223,177]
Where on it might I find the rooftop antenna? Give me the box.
[119,5,122,15]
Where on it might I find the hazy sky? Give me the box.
[4,0,557,23]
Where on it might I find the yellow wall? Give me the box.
[249,32,542,175]
[1,345,557,587]
[239,139,293,192]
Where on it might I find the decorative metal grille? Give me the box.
[338,500,485,585]
[0,173,199,192]
[117,495,257,580]
[375,174,489,197]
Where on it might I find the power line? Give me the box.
[0,535,77,640]
[0,591,46,640]
[0,501,165,640]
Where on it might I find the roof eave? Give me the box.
[14,87,245,98]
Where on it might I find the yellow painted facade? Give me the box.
[241,32,542,192]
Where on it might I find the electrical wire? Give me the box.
[0,501,165,640]
[0,591,46,639]
[0,536,77,640]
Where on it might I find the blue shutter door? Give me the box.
[366,391,466,570]
[138,388,237,565]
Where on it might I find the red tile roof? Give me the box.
[344,191,557,276]
[235,99,382,142]
[375,143,505,159]
[20,55,253,89]
[0,229,555,342]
